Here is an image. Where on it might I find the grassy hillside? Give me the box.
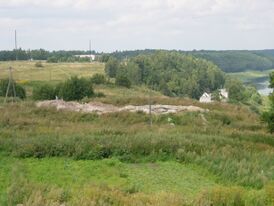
[109,49,274,73]
[0,61,273,205]
[0,61,103,82]
[227,69,274,83]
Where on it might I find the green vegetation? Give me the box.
[90,73,107,85]
[32,84,56,100]
[2,49,274,73]
[58,76,94,101]
[34,61,43,68]
[115,75,131,88]
[225,78,262,105]
[33,77,96,101]
[262,72,274,132]
[191,50,273,72]
[0,98,273,205]
[0,60,273,205]
[105,51,225,99]
[228,69,274,84]
[109,49,274,73]
[0,49,97,62]
[0,79,26,99]
[0,61,104,82]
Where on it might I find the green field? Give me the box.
[228,69,274,83]
[0,61,274,205]
[0,61,104,82]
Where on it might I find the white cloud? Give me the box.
[0,0,273,51]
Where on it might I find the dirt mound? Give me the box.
[36,100,208,115]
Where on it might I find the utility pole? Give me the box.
[89,40,92,63]
[15,30,18,61]
[4,67,16,103]
[148,88,152,127]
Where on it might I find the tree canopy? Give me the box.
[105,51,226,99]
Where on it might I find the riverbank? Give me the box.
[228,69,274,96]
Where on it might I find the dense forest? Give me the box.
[190,50,274,72]
[104,51,262,108]
[105,51,225,99]
[1,49,274,72]
[109,50,274,73]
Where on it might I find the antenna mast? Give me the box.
[15,30,18,61]
[89,40,92,63]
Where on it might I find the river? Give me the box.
[246,76,273,96]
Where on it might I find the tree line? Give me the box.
[105,51,262,108]
[2,49,274,73]
[0,49,97,62]
[105,51,226,99]
[104,49,274,73]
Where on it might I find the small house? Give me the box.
[74,54,96,61]
[220,89,228,102]
[199,92,212,103]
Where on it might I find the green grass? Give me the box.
[228,69,274,83]
[0,156,217,200]
[0,61,104,82]
[0,61,273,205]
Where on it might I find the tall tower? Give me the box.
[89,40,92,63]
[15,30,18,61]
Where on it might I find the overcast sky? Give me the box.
[0,0,274,52]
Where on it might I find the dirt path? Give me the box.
[36,100,208,115]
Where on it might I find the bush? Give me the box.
[47,56,58,63]
[0,79,26,99]
[58,76,94,101]
[32,84,56,100]
[105,57,119,78]
[94,92,106,98]
[90,73,106,84]
[34,61,43,67]
[115,75,131,88]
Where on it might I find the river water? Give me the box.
[257,81,273,96]
[246,76,273,96]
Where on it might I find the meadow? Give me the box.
[0,61,273,205]
[228,69,274,82]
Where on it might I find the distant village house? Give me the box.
[199,92,212,103]
[199,89,228,103]
[74,54,96,61]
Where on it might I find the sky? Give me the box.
[0,0,274,52]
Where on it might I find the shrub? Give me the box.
[32,84,56,100]
[90,73,106,84]
[34,61,43,67]
[94,92,106,98]
[105,57,119,78]
[47,56,58,63]
[58,76,94,101]
[0,79,26,99]
[115,75,131,88]
[262,72,274,133]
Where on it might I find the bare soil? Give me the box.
[36,100,208,115]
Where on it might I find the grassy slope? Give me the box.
[0,61,103,82]
[0,99,273,205]
[0,157,218,203]
[0,61,273,205]
[228,69,274,83]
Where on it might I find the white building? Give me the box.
[199,92,212,103]
[199,89,229,103]
[74,54,96,61]
[220,89,228,102]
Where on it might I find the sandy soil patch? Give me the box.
[36,100,208,115]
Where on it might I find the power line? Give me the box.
[4,67,17,103]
